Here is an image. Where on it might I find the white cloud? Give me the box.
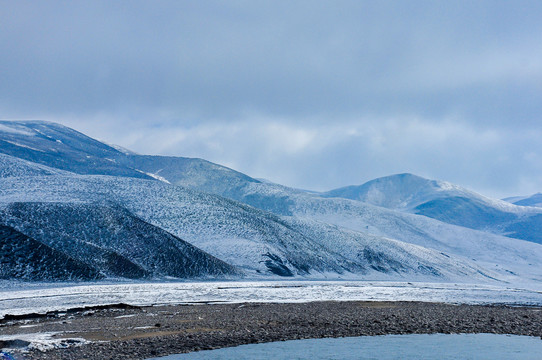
[2,1,542,198]
[41,112,538,198]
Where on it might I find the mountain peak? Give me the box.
[506,193,542,208]
[0,119,71,133]
[0,120,153,180]
[322,173,452,209]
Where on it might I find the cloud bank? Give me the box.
[1,1,541,197]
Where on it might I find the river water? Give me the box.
[149,333,542,360]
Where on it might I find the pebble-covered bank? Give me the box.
[2,301,542,359]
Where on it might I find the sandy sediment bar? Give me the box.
[2,301,542,359]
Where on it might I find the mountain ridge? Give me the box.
[1,120,542,283]
[0,201,241,280]
[505,193,542,208]
[321,173,542,244]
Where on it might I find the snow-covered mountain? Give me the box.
[323,173,481,210]
[120,159,542,277]
[0,224,102,281]
[116,154,542,248]
[504,193,542,208]
[0,174,496,281]
[0,201,240,280]
[322,173,542,244]
[1,120,542,284]
[0,153,70,178]
[0,121,151,179]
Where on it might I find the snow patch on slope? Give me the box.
[137,169,171,184]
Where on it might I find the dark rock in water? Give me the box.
[0,339,31,349]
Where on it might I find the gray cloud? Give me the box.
[1,0,541,197]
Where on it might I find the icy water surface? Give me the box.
[3,281,542,317]
[149,334,542,360]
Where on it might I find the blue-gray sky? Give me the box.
[1,0,542,198]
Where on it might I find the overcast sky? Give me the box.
[1,0,542,198]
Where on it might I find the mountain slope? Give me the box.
[126,159,542,275]
[323,174,542,244]
[117,155,260,191]
[0,202,240,280]
[0,120,151,179]
[505,193,542,208]
[121,156,542,248]
[0,174,499,281]
[127,169,542,281]
[322,173,524,215]
[2,121,542,283]
[0,153,71,178]
[322,173,478,210]
[0,224,103,281]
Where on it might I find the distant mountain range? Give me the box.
[1,120,541,284]
[322,173,542,244]
[504,193,542,208]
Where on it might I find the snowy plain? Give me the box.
[2,280,542,319]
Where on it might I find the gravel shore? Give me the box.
[2,301,542,359]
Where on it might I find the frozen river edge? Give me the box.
[2,280,542,319]
[1,280,542,359]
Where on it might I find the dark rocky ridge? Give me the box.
[0,224,102,281]
[0,202,241,280]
